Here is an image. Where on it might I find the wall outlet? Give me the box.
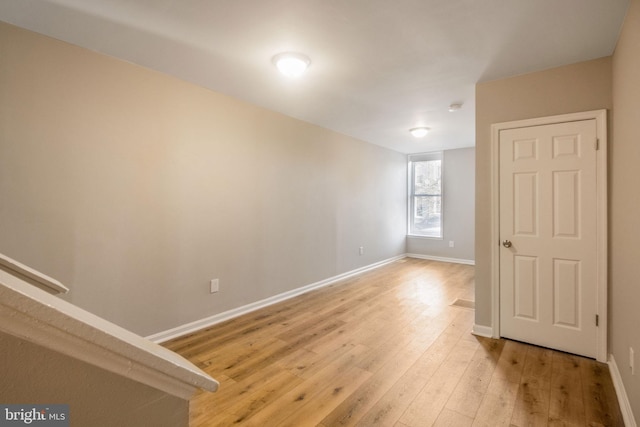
[359,246,364,256]
[630,347,635,375]
[210,278,219,294]
[449,241,455,248]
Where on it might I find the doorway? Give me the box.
[490,110,607,362]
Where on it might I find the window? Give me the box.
[409,152,443,238]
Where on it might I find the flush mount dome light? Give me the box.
[272,52,311,78]
[409,127,430,138]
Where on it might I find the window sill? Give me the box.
[407,234,443,240]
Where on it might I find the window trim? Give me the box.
[408,151,444,239]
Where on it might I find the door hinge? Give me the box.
[595,138,600,151]
[596,314,599,326]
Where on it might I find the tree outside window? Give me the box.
[409,153,442,238]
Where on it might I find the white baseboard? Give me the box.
[608,354,638,427]
[147,254,406,343]
[472,324,494,338]
[406,253,475,265]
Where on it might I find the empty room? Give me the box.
[0,1,639,426]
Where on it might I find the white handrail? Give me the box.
[0,253,69,294]
[0,264,218,399]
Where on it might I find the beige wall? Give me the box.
[0,331,188,426]
[407,147,475,262]
[474,57,613,327]
[611,0,640,419]
[0,22,407,336]
[476,19,640,420]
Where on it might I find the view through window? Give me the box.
[409,152,442,238]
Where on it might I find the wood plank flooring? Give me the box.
[164,258,624,427]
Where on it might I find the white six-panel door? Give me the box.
[499,119,598,358]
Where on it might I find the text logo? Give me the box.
[0,405,68,426]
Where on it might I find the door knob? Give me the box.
[502,240,512,248]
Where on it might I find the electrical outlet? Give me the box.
[210,279,219,294]
[359,246,364,256]
[631,347,635,375]
[449,241,455,248]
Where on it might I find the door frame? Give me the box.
[489,109,608,362]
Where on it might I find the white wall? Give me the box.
[407,147,475,263]
[0,22,408,336]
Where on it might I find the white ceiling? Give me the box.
[0,0,629,154]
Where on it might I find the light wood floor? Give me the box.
[164,258,623,427]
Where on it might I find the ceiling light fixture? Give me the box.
[272,52,311,78]
[448,103,462,112]
[409,127,430,138]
